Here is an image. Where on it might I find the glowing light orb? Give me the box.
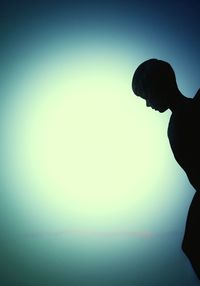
[2,36,174,235]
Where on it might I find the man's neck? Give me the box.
[169,92,189,113]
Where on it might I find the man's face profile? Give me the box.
[137,86,169,113]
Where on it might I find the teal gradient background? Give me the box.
[1,1,200,285]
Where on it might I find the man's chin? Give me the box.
[158,108,168,113]
[150,106,168,113]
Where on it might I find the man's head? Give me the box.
[132,59,178,112]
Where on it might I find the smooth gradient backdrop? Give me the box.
[1,1,200,285]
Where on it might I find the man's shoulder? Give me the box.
[194,89,200,104]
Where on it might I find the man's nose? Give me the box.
[146,100,151,107]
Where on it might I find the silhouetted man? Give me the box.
[132,58,200,279]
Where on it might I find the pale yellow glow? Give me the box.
[5,50,171,230]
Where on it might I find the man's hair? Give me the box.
[132,59,177,97]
